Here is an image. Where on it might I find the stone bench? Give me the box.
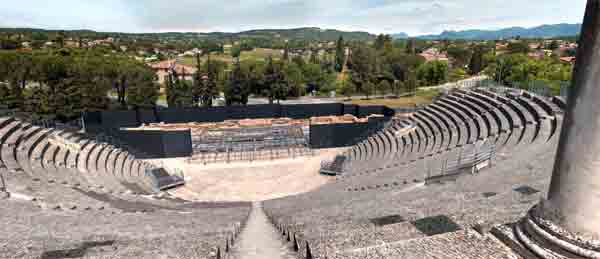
[446,95,490,141]
[0,121,26,172]
[430,104,467,148]
[436,100,477,145]
[423,108,455,151]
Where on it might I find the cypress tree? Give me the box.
[334,36,345,72]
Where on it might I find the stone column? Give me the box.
[515,0,600,258]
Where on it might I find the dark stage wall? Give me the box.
[83,103,395,156]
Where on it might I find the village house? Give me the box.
[180,48,203,57]
[528,43,542,50]
[149,59,197,85]
[559,56,576,65]
[419,47,449,62]
[528,50,547,60]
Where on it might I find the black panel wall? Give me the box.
[87,103,395,129]
[137,109,158,124]
[343,104,359,115]
[110,129,192,158]
[101,110,138,128]
[282,103,344,119]
[83,104,396,155]
[226,104,281,119]
[309,117,388,148]
[161,130,193,158]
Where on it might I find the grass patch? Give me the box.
[180,54,233,66]
[178,48,283,66]
[240,48,283,61]
[349,88,440,108]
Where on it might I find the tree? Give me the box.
[336,76,353,100]
[374,34,392,51]
[548,40,560,51]
[192,53,203,105]
[243,60,266,98]
[391,80,403,97]
[348,45,376,99]
[309,49,320,64]
[166,70,193,108]
[198,54,219,107]
[55,31,66,49]
[377,80,391,98]
[224,61,250,106]
[231,45,242,60]
[405,71,418,96]
[263,56,290,104]
[449,68,468,82]
[0,52,33,108]
[406,38,416,54]
[334,36,345,72]
[363,81,375,99]
[446,45,472,68]
[284,62,304,97]
[468,45,486,75]
[383,49,425,82]
[282,42,289,62]
[507,41,530,54]
[303,62,326,93]
[126,66,160,109]
[417,61,449,86]
[484,54,529,84]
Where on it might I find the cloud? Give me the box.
[0,0,587,35]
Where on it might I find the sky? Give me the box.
[0,0,587,36]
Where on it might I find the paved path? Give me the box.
[231,202,297,259]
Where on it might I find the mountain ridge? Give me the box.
[0,27,376,42]
[409,23,581,40]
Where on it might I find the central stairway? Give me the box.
[231,202,297,259]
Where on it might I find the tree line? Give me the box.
[0,34,574,122]
[0,49,159,121]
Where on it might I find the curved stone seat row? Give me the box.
[0,117,156,195]
[341,89,563,178]
[263,97,564,259]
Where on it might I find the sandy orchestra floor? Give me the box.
[152,148,342,202]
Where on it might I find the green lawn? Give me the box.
[180,53,234,66]
[239,48,283,61]
[349,89,440,108]
[179,48,284,66]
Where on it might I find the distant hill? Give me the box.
[235,27,375,41]
[0,27,376,42]
[391,32,409,39]
[415,23,581,40]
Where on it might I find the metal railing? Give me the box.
[426,143,496,183]
[477,79,571,98]
[191,125,313,164]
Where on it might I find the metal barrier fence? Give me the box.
[190,125,314,164]
[426,143,496,184]
[476,79,571,98]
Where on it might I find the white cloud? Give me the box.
[0,0,587,35]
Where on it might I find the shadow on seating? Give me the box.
[411,215,461,236]
[41,240,115,259]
